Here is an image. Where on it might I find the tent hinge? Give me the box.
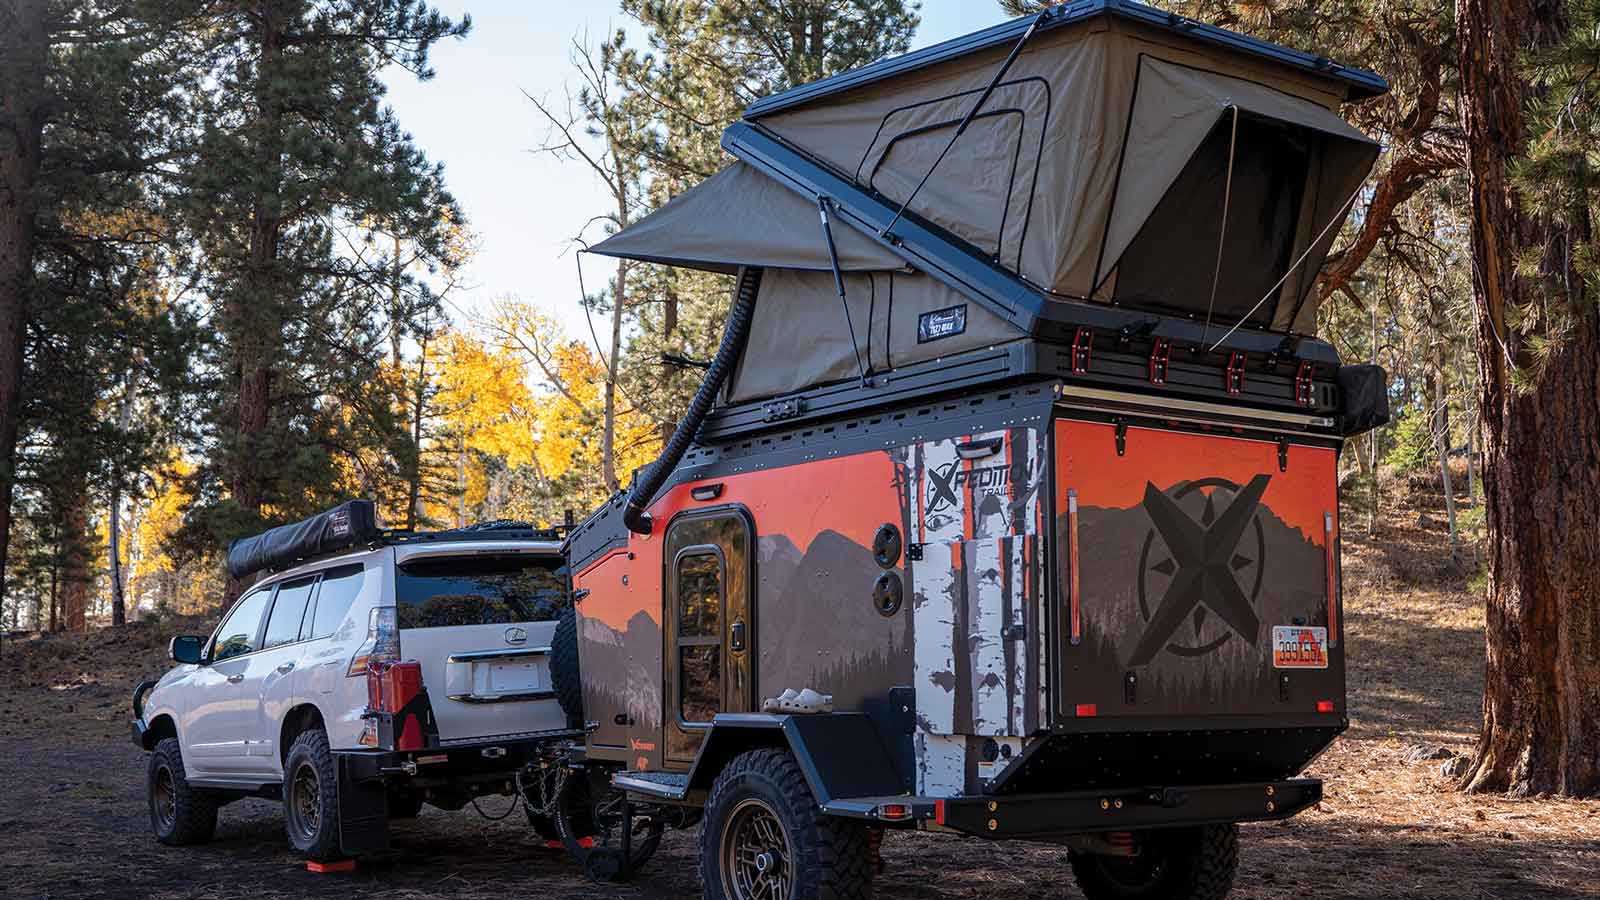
[1277,436,1289,472]
[1225,351,1246,395]
[1295,361,1316,406]
[1115,419,1129,457]
[1071,327,1094,374]
[1148,338,1171,385]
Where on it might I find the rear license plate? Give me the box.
[480,658,546,696]
[1272,626,1329,669]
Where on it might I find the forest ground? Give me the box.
[1,482,1596,900]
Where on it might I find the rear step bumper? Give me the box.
[823,778,1322,836]
[337,727,584,784]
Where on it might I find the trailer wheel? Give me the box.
[147,738,217,845]
[1068,824,1238,900]
[550,604,583,724]
[283,729,342,861]
[700,748,872,900]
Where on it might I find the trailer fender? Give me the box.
[686,713,905,805]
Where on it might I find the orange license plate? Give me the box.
[1272,626,1329,668]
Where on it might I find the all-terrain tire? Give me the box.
[1068,824,1239,900]
[147,737,218,845]
[699,748,872,900]
[550,604,583,725]
[283,729,342,861]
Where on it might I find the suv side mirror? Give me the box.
[170,635,206,665]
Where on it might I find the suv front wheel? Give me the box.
[283,729,342,861]
[148,737,218,845]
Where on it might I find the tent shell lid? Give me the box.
[743,0,1388,121]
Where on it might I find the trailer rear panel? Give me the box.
[1053,416,1345,725]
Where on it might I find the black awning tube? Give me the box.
[624,266,763,535]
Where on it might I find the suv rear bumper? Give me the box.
[336,727,584,785]
[822,778,1322,836]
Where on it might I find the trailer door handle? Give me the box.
[955,437,1003,460]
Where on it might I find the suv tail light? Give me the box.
[348,606,400,676]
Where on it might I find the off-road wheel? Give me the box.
[1068,824,1239,900]
[147,738,217,845]
[550,604,583,725]
[283,729,342,861]
[700,748,873,900]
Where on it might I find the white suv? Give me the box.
[132,516,580,860]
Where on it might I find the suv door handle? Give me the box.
[276,661,295,674]
[226,673,244,684]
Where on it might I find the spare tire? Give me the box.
[550,603,583,725]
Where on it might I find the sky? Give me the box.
[381,1,1005,339]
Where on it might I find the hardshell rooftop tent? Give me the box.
[589,0,1385,407]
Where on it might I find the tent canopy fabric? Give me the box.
[750,16,1379,325]
[586,161,907,274]
[584,5,1382,402]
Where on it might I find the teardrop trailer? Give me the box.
[555,1,1391,898]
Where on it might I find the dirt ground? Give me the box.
[1,485,1595,900]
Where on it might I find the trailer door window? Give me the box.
[675,550,723,724]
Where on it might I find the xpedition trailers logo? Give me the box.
[923,455,1031,532]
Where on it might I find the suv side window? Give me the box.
[262,576,316,649]
[303,564,364,641]
[211,588,272,661]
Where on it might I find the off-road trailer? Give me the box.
[557,1,1390,897]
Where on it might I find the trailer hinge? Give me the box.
[1294,361,1316,407]
[1071,327,1094,374]
[1279,672,1291,702]
[1277,436,1289,472]
[1225,351,1246,395]
[1148,338,1171,385]
[906,542,924,562]
[1123,671,1137,705]
[1114,419,1129,457]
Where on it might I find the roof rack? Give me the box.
[381,521,567,545]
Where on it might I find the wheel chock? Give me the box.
[306,859,357,873]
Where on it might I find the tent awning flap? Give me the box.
[586,161,908,274]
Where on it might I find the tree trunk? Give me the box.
[109,482,126,626]
[404,334,428,530]
[0,0,47,644]
[1457,0,1600,798]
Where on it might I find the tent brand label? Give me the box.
[1271,626,1328,668]
[328,509,350,537]
[918,305,967,343]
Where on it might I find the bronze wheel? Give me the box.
[720,797,794,900]
[151,764,177,832]
[286,762,322,844]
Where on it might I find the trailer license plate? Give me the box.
[1272,626,1329,668]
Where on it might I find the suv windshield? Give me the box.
[394,554,569,629]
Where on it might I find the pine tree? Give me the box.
[1455,0,1599,798]
[171,0,469,576]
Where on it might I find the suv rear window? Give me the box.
[394,554,569,629]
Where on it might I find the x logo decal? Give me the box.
[1129,474,1270,666]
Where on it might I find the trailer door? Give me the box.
[663,508,754,767]
[1054,417,1344,723]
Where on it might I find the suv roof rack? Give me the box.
[381,520,567,545]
